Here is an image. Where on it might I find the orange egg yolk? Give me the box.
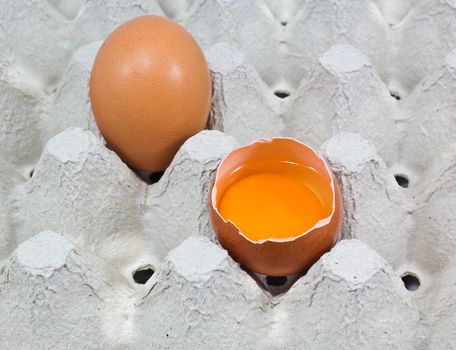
[219,164,329,241]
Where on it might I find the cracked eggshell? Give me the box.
[209,138,343,276]
[89,15,211,172]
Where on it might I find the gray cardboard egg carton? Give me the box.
[1,0,455,348]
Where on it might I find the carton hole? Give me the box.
[241,265,302,296]
[394,174,409,188]
[390,91,401,100]
[135,171,165,185]
[401,273,420,291]
[274,90,290,99]
[133,268,154,284]
[266,276,288,286]
[147,172,165,184]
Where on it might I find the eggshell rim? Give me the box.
[210,137,337,244]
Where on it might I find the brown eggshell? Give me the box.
[89,15,211,172]
[209,138,343,276]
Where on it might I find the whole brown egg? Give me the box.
[89,15,211,172]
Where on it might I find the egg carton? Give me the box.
[1,0,456,348]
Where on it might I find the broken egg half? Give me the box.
[209,138,343,276]
[89,15,211,172]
